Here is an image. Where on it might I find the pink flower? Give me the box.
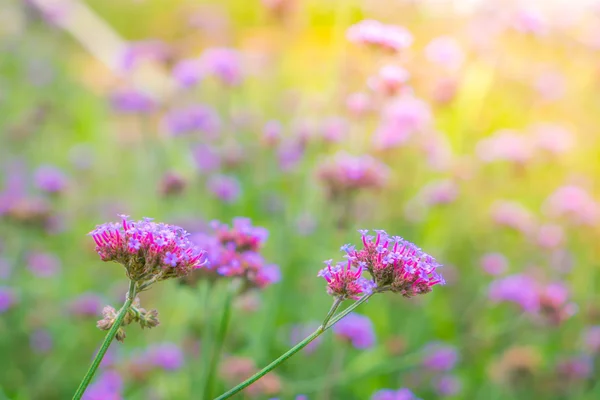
[318,259,375,300]
[347,20,413,52]
[417,179,458,206]
[480,253,508,276]
[368,65,410,96]
[346,92,371,117]
[333,312,376,349]
[491,200,536,234]
[373,96,432,149]
[536,224,564,249]
[476,130,533,164]
[422,343,459,371]
[89,215,207,285]
[530,123,573,155]
[542,185,599,225]
[425,36,465,70]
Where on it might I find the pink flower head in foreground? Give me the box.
[542,185,599,226]
[371,388,421,400]
[476,130,533,164]
[333,312,376,349]
[373,96,432,149]
[195,218,280,289]
[422,342,459,371]
[321,230,444,299]
[89,215,207,286]
[347,20,413,53]
[316,152,390,199]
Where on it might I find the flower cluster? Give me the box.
[316,152,390,199]
[319,230,444,299]
[189,218,280,290]
[489,275,577,324]
[347,20,413,52]
[89,215,207,287]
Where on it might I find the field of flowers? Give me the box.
[2,0,600,399]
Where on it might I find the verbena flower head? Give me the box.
[172,58,204,88]
[83,370,123,400]
[583,326,600,353]
[190,218,280,290]
[434,375,462,396]
[476,130,533,164]
[68,292,104,317]
[333,312,376,349]
[347,20,413,52]
[373,96,432,149]
[207,175,241,203]
[110,88,156,114]
[425,36,465,70]
[324,230,444,299]
[145,342,184,371]
[542,185,599,226]
[200,47,243,86]
[368,65,410,96]
[480,252,508,276]
[162,104,221,138]
[26,251,61,278]
[371,388,421,400]
[89,215,207,287]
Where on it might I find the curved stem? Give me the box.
[204,282,236,399]
[319,298,343,332]
[214,293,373,400]
[72,280,137,400]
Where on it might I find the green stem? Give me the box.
[214,293,373,400]
[204,283,236,399]
[72,280,137,400]
[319,298,342,332]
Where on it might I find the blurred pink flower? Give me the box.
[346,92,372,117]
[530,123,574,155]
[319,117,348,143]
[480,253,508,276]
[542,185,599,225]
[373,96,432,149]
[207,175,241,203]
[26,251,61,278]
[425,36,465,70]
[512,7,548,36]
[434,375,462,397]
[172,58,204,88]
[534,70,566,101]
[418,179,458,206]
[476,130,533,164]
[200,47,243,86]
[536,224,564,249]
[347,20,413,52]
[118,40,170,73]
[34,165,68,194]
[422,343,460,371]
[368,65,410,96]
[491,200,536,234]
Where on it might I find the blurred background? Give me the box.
[2,0,600,399]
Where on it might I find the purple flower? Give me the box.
[89,215,207,285]
[163,104,221,138]
[434,375,462,396]
[172,58,204,88]
[118,40,170,72]
[330,230,444,298]
[207,175,241,203]
[192,144,221,173]
[200,47,243,86]
[26,251,61,278]
[422,343,459,371]
[0,287,17,313]
[318,260,375,300]
[110,88,156,114]
[83,370,123,400]
[164,252,178,267]
[146,342,184,371]
[69,293,104,317]
[34,165,68,193]
[488,274,540,312]
[371,388,420,400]
[30,329,53,353]
[333,312,376,349]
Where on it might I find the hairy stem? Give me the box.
[214,293,373,400]
[72,280,137,400]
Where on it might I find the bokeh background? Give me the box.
[2,0,600,399]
